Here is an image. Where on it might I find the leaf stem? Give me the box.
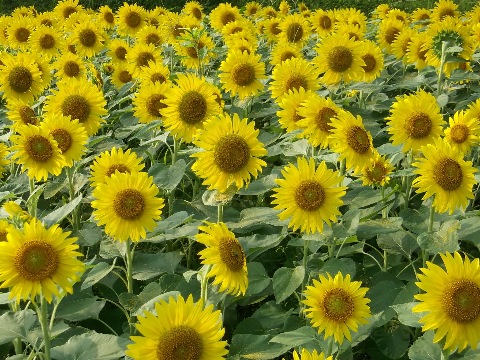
[39,296,51,360]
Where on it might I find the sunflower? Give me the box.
[335,23,365,42]
[183,1,204,21]
[92,171,164,242]
[133,81,170,123]
[360,153,394,187]
[5,98,39,129]
[138,60,170,85]
[218,50,266,100]
[270,42,302,66]
[107,38,129,62]
[359,40,384,82]
[10,124,66,181]
[0,16,9,46]
[196,222,248,296]
[97,5,115,29]
[0,143,9,179]
[29,25,61,61]
[221,19,255,39]
[136,25,164,47]
[224,33,258,54]
[373,4,390,20]
[278,13,310,48]
[329,110,376,173]
[6,17,34,50]
[260,6,277,20]
[159,12,191,45]
[126,294,228,359]
[175,32,215,70]
[146,7,168,27]
[314,33,366,85]
[110,63,135,90]
[431,0,459,22]
[0,219,14,242]
[54,52,86,80]
[0,218,84,303]
[377,18,404,54]
[31,55,52,92]
[54,0,82,21]
[89,147,144,187]
[444,110,480,154]
[386,89,445,153]
[126,43,162,77]
[0,53,43,103]
[191,112,267,193]
[413,252,480,352]
[116,3,146,36]
[43,77,107,136]
[162,74,220,143]
[411,8,431,25]
[262,17,282,42]
[386,8,409,23]
[210,3,241,32]
[270,57,320,99]
[276,88,316,133]
[2,201,32,223]
[304,272,371,345]
[296,95,342,149]
[406,33,429,70]
[272,157,346,234]
[311,9,335,37]
[69,21,105,58]
[391,27,417,62]
[287,349,333,360]
[412,138,476,214]
[40,114,88,168]
[245,2,261,17]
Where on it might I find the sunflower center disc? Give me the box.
[347,126,370,154]
[285,75,308,93]
[385,27,400,44]
[19,106,37,125]
[137,52,155,67]
[63,6,76,19]
[294,180,325,211]
[146,94,167,116]
[0,230,7,242]
[327,46,353,73]
[119,70,133,83]
[15,240,59,281]
[362,54,377,72]
[367,162,387,183]
[151,73,167,83]
[450,124,469,144]
[39,34,55,49]
[41,19,53,27]
[186,46,199,59]
[26,135,53,162]
[320,15,332,29]
[8,66,33,94]
[104,12,114,23]
[113,189,145,220]
[79,29,97,47]
[316,107,336,132]
[433,158,463,191]
[219,237,245,271]
[221,11,236,26]
[280,51,295,62]
[443,279,480,323]
[286,23,303,43]
[61,95,91,123]
[440,9,455,20]
[230,27,243,34]
[323,288,355,322]
[178,91,207,124]
[157,325,203,360]
[106,164,130,177]
[192,8,202,20]
[231,63,256,86]
[270,22,281,35]
[64,61,80,77]
[115,46,127,60]
[146,33,161,46]
[15,28,30,42]
[214,134,250,173]
[51,128,72,153]
[404,112,432,139]
[125,11,141,28]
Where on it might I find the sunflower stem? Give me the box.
[441,349,450,360]
[300,239,309,316]
[328,237,336,259]
[339,158,346,177]
[428,203,435,233]
[381,186,388,271]
[39,296,51,360]
[125,240,135,336]
[217,204,224,223]
[168,137,180,217]
[67,166,80,234]
[200,265,211,306]
[29,178,37,219]
[403,150,413,210]
[10,302,22,354]
[436,41,448,98]
[326,336,335,357]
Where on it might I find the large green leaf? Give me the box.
[272,266,305,304]
[42,195,82,227]
[55,291,106,322]
[373,324,411,359]
[245,262,271,297]
[148,159,186,192]
[228,334,291,360]
[132,251,182,280]
[320,258,356,278]
[81,259,117,290]
[377,230,418,257]
[0,310,36,346]
[408,331,442,360]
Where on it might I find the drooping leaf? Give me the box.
[272,266,305,304]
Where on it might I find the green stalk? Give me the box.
[10,302,22,354]
[125,240,135,335]
[29,178,36,218]
[67,166,80,234]
[403,150,413,210]
[39,296,51,360]
[168,137,180,217]
[328,237,336,259]
[339,158,346,177]
[200,265,211,306]
[299,239,309,316]
[381,186,388,271]
[217,204,224,223]
[436,41,448,98]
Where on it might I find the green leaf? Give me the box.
[373,324,411,359]
[26,184,45,216]
[245,262,271,297]
[417,220,460,254]
[238,174,278,195]
[148,159,186,192]
[81,260,117,290]
[0,310,36,345]
[270,326,317,348]
[391,303,422,327]
[408,332,442,360]
[55,291,106,322]
[50,332,130,360]
[132,251,182,280]
[132,291,180,316]
[202,188,235,206]
[228,207,285,232]
[272,266,305,303]
[320,258,356,278]
[44,177,67,199]
[78,223,103,247]
[42,195,82,227]
[377,230,418,257]
[228,334,291,360]
[241,233,286,260]
[369,281,403,314]
[458,216,480,250]
[436,94,449,107]
[357,217,403,240]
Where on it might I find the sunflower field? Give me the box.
[1,0,480,359]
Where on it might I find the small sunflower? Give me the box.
[444,110,480,154]
[175,32,215,70]
[10,124,66,181]
[0,218,85,303]
[411,8,431,25]
[54,52,86,80]
[2,201,32,223]
[89,147,144,187]
[191,113,267,193]
[221,19,255,39]
[314,33,366,85]
[270,42,302,66]
[110,63,135,90]
[359,40,384,82]
[0,143,10,179]
[287,349,333,360]
[377,18,404,54]
[92,171,164,242]
[0,219,14,242]
[245,2,261,17]
[311,9,335,37]
[329,110,376,173]
[210,3,241,32]
[303,272,371,345]
[97,5,115,29]
[276,88,316,133]
[54,0,82,21]
[224,33,258,54]
[335,23,365,42]
[262,17,282,42]
[270,57,320,99]
[6,17,33,50]
[412,138,476,214]
[43,77,107,136]
[218,49,266,99]
[296,95,342,149]
[0,53,43,103]
[70,21,105,58]
[31,55,52,92]
[126,43,162,77]
[413,252,480,352]
[272,157,346,234]
[5,98,39,129]
[138,60,170,85]
[391,27,417,62]
[126,294,228,359]
[196,222,248,296]
[29,25,61,61]
[386,89,445,153]
[136,24,164,47]
[431,0,459,22]
[116,3,146,36]
[107,38,129,62]
[406,33,429,70]
[36,11,57,28]
[162,73,220,143]
[360,153,394,187]
[183,1,204,21]
[132,81,170,123]
[40,114,88,168]
[278,13,310,48]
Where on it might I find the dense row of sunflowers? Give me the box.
[0,0,479,358]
